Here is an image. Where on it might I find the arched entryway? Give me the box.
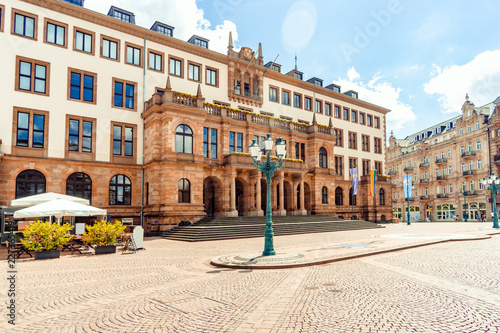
[203,177,222,217]
[235,179,245,216]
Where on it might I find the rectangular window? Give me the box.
[113,79,136,110]
[362,160,370,176]
[348,132,357,149]
[188,62,201,81]
[101,36,119,60]
[68,118,93,153]
[315,100,322,113]
[16,56,50,96]
[206,67,218,86]
[374,138,382,153]
[282,90,290,105]
[169,57,183,77]
[351,110,357,123]
[325,103,331,116]
[478,159,482,169]
[374,116,380,128]
[269,87,278,102]
[211,129,217,159]
[359,112,365,125]
[349,158,357,169]
[203,128,218,158]
[293,93,302,108]
[236,133,243,152]
[304,97,312,110]
[343,108,349,120]
[111,123,136,161]
[367,115,373,126]
[449,166,452,175]
[148,51,163,71]
[334,129,343,147]
[13,10,37,39]
[44,19,66,47]
[335,156,343,175]
[69,68,96,103]
[334,105,340,118]
[362,135,370,152]
[476,141,481,150]
[74,28,94,54]
[229,132,236,154]
[14,108,48,153]
[126,44,142,66]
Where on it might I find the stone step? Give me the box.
[162,218,383,242]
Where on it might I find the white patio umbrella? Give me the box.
[13,198,106,222]
[11,192,89,208]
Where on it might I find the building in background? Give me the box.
[387,95,500,222]
[0,0,391,234]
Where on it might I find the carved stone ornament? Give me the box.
[239,47,254,61]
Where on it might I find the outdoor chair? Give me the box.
[6,241,33,259]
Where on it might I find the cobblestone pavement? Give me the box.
[1,223,499,332]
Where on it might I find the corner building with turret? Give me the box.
[0,0,391,234]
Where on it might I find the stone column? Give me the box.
[250,172,263,216]
[278,172,286,216]
[299,178,307,215]
[227,172,238,217]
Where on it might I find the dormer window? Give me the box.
[107,6,135,24]
[188,35,209,49]
[63,0,84,5]
[151,21,174,37]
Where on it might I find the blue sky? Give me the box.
[86,0,500,138]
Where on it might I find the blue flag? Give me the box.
[350,168,359,195]
[403,175,413,198]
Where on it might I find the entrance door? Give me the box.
[203,180,215,217]
[235,179,244,216]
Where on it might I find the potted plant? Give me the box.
[22,220,73,260]
[83,220,126,254]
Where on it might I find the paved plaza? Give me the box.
[1,222,500,332]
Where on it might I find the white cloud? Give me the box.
[84,0,237,53]
[424,50,500,113]
[334,69,416,132]
[347,67,360,81]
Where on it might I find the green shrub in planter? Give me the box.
[21,220,73,251]
[83,220,126,246]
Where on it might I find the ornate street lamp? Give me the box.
[249,134,286,256]
[480,173,500,229]
[460,188,467,222]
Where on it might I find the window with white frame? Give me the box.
[126,45,141,66]
[449,184,453,193]
[469,161,473,170]
[470,181,474,191]
[461,163,465,172]
[478,159,482,169]
[476,141,481,150]
[448,166,452,175]
[467,124,471,133]
[476,121,479,130]
[460,127,463,135]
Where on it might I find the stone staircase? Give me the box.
[161,215,384,242]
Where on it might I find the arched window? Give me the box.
[321,186,328,204]
[178,178,190,203]
[66,172,92,203]
[109,175,131,205]
[16,170,46,198]
[335,187,343,206]
[175,125,193,154]
[349,188,356,206]
[379,188,385,206]
[319,147,327,168]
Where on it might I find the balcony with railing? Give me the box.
[437,193,449,198]
[465,190,477,196]
[392,199,398,203]
[388,170,396,175]
[463,170,475,176]
[435,158,447,164]
[436,175,446,180]
[461,150,476,158]
[144,81,334,137]
[223,153,306,170]
[420,178,429,183]
[419,162,430,168]
[404,166,413,172]
[420,195,430,200]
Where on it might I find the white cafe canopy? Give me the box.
[14,198,106,221]
[11,192,89,208]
